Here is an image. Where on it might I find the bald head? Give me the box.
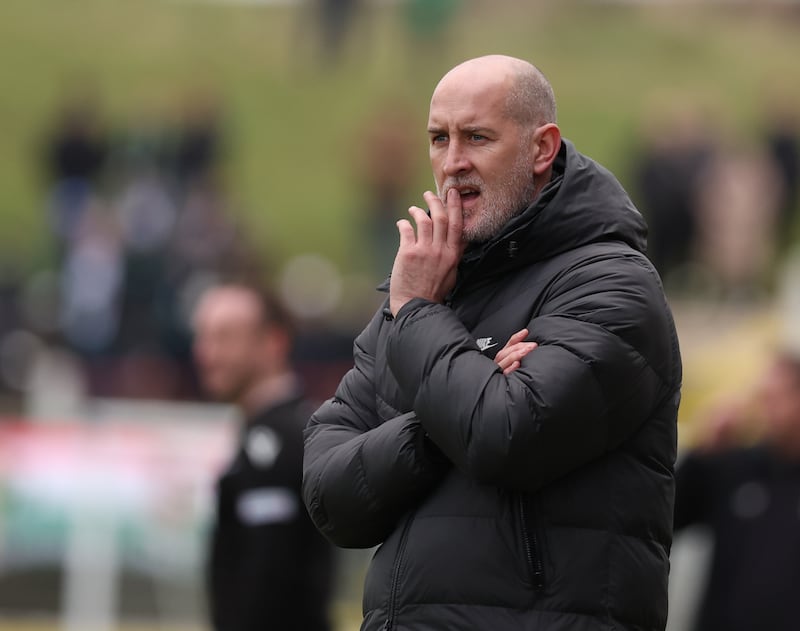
[435,55,556,128]
[427,55,562,242]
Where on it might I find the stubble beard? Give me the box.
[438,151,538,243]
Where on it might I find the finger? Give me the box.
[407,205,431,244]
[503,360,520,375]
[495,341,529,365]
[423,191,448,245]
[396,219,416,249]
[495,342,537,368]
[494,345,516,365]
[505,329,530,347]
[445,187,464,249]
[495,330,530,363]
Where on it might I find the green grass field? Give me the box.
[0,0,798,277]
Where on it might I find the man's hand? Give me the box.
[389,189,465,316]
[494,329,538,375]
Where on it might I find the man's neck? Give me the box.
[240,371,299,418]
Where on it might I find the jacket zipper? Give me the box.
[384,514,414,631]
[519,494,545,591]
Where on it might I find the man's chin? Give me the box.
[463,217,493,244]
[203,383,239,403]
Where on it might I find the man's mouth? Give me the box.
[453,186,480,203]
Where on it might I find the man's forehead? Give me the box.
[433,67,511,99]
[195,289,262,328]
[428,78,511,127]
[440,55,522,84]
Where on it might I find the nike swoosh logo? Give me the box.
[476,337,499,352]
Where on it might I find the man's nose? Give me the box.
[443,141,471,176]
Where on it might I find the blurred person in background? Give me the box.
[631,102,716,289]
[192,283,334,631]
[314,0,362,65]
[674,350,800,631]
[303,55,681,631]
[692,143,782,301]
[42,89,109,261]
[763,98,800,251]
[355,100,419,276]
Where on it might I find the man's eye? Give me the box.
[432,135,447,144]
[471,134,485,141]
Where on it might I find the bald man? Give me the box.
[193,284,334,631]
[303,55,681,630]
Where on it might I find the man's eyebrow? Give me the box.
[463,125,494,134]
[427,125,493,135]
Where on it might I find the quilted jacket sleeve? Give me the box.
[302,306,449,549]
[386,250,681,493]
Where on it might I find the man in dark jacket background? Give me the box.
[193,283,334,631]
[303,55,682,630]
[674,351,800,631]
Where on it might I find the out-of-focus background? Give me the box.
[0,0,798,630]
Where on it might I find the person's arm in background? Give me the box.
[673,398,753,530]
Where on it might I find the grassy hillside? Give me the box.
[0,0,798,276]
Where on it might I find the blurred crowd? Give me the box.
[630,94,800,301]
[0,90,263,406]
[0,0,472,416]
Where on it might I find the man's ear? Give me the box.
[532,123,561,176]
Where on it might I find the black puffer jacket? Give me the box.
[303,140,682,631]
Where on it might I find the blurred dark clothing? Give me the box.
[209,390,334,631]
[47,118,107,183]
[633,139,714,280]
[675,446,800,631]
[44,102,109,251]
[316,0,361,63]
[173,108,222,188]
[767,121,800,237]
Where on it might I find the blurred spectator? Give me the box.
[674,351,800,631]
[632,103,717,288]
[764,99,800,248]
[169,177,241,277]
[42,91,109,259]
[171,93,224,192]
[192,283,335,631]
[693,144,782,300]
[0,271,28,411]
[355,100,419,277]
[31,90,266,402]
[315,0,362,66]
[107,107,173,181]
[59,199,124,356]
